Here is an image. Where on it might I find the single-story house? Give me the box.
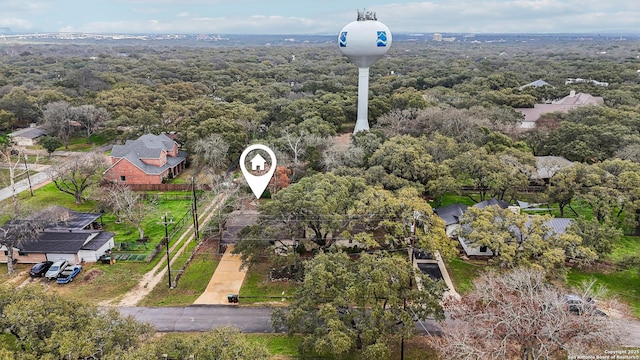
[434,203,468,236]
[515,91,604,129]
[532,156,575,183]
[31,205,104,230]
[458,216,573,258]
[1,230,115,264]
[0,206,112,264]
[518,79,552,91]
[452,206,574,259]
[103,133,187,185]
[8,126,46,147]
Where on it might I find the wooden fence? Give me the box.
[104,183,212,191]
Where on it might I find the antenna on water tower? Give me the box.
[339,9,392,133]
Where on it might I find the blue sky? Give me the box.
[1,0,638,35]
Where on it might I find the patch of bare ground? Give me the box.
[82,268,104,283]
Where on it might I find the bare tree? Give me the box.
[0,139,33,213]
[436,269,621,360]
[48,152,107,204]
[74,104,109,143]
[191,134,230,174]
[103,183,150,240]
[0,206,61,274]
[40,101,74,150]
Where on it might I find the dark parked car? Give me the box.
[29,261,53,277]
[564,294,608,316]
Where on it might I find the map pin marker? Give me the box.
[239,144,277,199]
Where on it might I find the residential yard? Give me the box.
[567,267,640,318]
[41,261,152,304]
[245,334,301,358]
[17,182,198,252]
[608,235,640,263]
[63,134,112,152]
[240,262,300,304]
[139,239,221,306]
[445,258,483,294]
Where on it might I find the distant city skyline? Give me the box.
[0,1,638,35]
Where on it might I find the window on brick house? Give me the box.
[18,250,27,256]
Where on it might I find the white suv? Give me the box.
[45,260,69,280]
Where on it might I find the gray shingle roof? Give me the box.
[533,156,575,180]
[518,79,551,90]
[28,205,102,230]
[434,203,468,226]
[474,198,510,210]
[20,231,94,254]
[9,127,46,139]
[81,231,114,251]
[110,133,185,175]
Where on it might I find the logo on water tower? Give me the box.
[339,32,348,47]
[377,31,388,47]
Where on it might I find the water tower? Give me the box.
[339,10,392,133]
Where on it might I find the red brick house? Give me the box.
[104,133,187,184]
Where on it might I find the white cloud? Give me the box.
[373,1,640,33]
[132,7,169,14]
[0,17,33,29]
[26,0,640,34]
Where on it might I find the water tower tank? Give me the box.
[339,10,392,133]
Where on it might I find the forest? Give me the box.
[1,35,640,359]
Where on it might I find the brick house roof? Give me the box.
[108,133,186,175]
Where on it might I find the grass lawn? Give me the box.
[64,134,111,152]
[245,334,301,358]
[240,262,300,304]
[139,241,220,306]
[16,183,196,249]
[567,268,640,318]
[438,193,476,207]
[608,235,640,263]
[17,182,97,212]
[47,261,152,304]
[445,258,484,294]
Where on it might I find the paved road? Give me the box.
[0,169,51,202]
[117,306,277,332]
[116,305,444,335]
[116,306,640,347]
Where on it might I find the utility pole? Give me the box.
[191,176,199,241]
[22,153,33,196]
[158,213,173,288]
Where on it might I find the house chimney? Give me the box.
[569,90,576,97]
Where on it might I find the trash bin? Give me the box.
[227,294,239,303]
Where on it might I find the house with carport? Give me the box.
[0,206,114,264]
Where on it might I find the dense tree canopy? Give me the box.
[457,206,597,273]
[273,251,446,359]
[0,285,153,359]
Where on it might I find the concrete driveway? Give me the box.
[193,245,247,305]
